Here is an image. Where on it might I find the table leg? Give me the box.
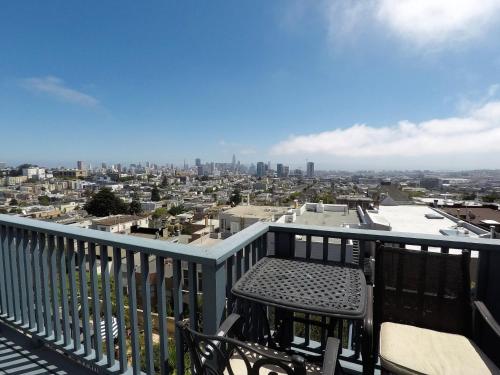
[362,285,374,375]
[275,307,294,349]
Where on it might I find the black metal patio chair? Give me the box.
[177,313,342,375]
[372,244,500,374]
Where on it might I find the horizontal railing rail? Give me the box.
[268,223,500,253]
[0,214,216,265]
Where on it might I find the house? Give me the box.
[90,215,149,234]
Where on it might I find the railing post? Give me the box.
[202,261,226,334]
[275,232,294,258]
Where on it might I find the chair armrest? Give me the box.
[474,301,500,338]
[322,337,340,375]
[216,313,242,338]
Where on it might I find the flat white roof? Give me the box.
[375,205,464,236]
[368,205,478,256]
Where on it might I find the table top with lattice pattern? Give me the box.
[232,257,367,319]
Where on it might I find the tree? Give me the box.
[129,199,142,215]
[151,186,161,202]
[462,192,477,200]
[168,204,186,216]
[229,189,242,206]
[84,188,129,217]
[152,207,169,220]
[9,198,18,206]
[482,193,499,203]
[38,195,50,206]
[161,175,169,187]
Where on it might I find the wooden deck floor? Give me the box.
[0,323,95,375]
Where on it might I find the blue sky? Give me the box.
[1,0,500,170]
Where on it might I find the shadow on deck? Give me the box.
[0,323,95,375]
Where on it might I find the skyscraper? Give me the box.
[256,162,265,177]
[232,154,236,171]
[195,158,201,167]
[283,166,290,177]
[77,161,87,171]
[277,163,284,177]
[306,162,315,178]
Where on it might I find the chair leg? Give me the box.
[361,343,375,375]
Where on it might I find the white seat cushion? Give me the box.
[380,322,500,375]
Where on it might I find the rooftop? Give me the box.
[441,206,500,226]
[220,205,289,220]
[294,208,360,227]
[369,205,463,236]
[92,214,147,226]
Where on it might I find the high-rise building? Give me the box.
[283,166,290,177]
[277,163,284,177]
[195,158,201,167]
[306,162,315,178]
[232,154,236,171]
[77,161,87,171]
[256,162,265,177]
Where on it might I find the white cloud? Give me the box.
[376,0,500,47]
[322,0,500,49]
[270,100,500,159]
[20,76,99,107]
[457,84,500,113]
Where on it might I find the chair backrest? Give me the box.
[177,320,308,375]
[374,244,472,336]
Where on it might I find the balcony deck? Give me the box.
[0,213,499,374]
[0,322,94,375]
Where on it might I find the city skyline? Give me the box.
[2,1,500,169]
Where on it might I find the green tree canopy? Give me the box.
[482,193,500,203]
[129,199,142,215]
[9,198,18,206]
[152,207,169,219]
[168,204,186,216]
[229,189,242,206]
[38,195,50,206]
[151,186,161,201]
[160,175,169,187]
[84,188,129,217]
[462,192,477,200]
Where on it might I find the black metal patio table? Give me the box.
[232,256,367,319]
[231,256,370,373]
